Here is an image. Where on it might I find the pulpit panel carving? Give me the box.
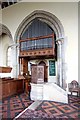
[31,65,44,84]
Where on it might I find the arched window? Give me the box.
[20,19,53,39]
[20,19,56,51]
[6,46,12,67]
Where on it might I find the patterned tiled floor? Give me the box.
[1,92,34,119]
[15,95,80,119]
[1,94,80,119]
[35,95,80,118]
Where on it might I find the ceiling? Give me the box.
[0,0,19,9]
[0,0,79,9]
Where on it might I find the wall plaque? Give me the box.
[49,60,55,76]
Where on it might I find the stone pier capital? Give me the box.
[56,38,64,45]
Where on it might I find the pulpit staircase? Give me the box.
[30,82,68,104]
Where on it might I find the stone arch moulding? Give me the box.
[0,23,12,39]
[36,59,48,66]
[14,10,65,43]
[14,10,66,84]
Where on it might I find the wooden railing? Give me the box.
[19,34,55,57]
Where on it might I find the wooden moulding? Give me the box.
[20,48,54,57]
[0,67,12,73]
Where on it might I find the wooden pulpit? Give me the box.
[31,64,44,84]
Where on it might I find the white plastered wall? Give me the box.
[1,2,78,85]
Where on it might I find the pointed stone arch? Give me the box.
[0,23,12,39]
[14,10,65,42]
[0,24,18,78]
[14,10,66,88]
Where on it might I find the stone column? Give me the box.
[11,46,17,78]
[16,44,19,77]
[11,44,19,78]
[56,38,64,88]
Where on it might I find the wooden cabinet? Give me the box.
[1,78,24,99]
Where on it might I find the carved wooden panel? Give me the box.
[20,48,54,57]
[37,66,44,83]
[31,65,37,83]
[31,65,44,84]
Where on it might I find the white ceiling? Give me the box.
[19,0,79,2]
